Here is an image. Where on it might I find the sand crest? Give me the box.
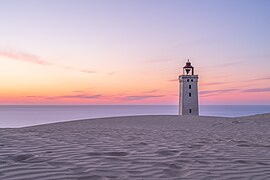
[1,114,270,179]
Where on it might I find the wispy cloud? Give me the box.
[0,50,50,65]
[57,65,76,71]
[122,95,164,100]
[200,82,226,86]
[57,94,102,99]
[26,93,102,100]
[143,89,159,93]
[80,70,96,74]
[106,72,115,75]
[242,87,270,93]
[200,89,239,97]
[0,49,100,75]
[168,78,178,82]
[145,57,177,63]
[249,76,270,82]
[201,61,244,69]
[219,61,243,67]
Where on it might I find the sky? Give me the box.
[0,0,270,105]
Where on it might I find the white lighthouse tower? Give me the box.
[179,60,199,115]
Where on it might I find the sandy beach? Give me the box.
[1,114,270,180]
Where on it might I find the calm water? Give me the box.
[0,105,270,128]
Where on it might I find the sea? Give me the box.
[0,105,270,128]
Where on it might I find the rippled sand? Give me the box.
[1,114,270,180]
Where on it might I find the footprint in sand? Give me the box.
[10,154,34,162]
[104,152,129,156]
[87,151,129,157]
[237,143,251,147]
[136,142,148,146]
[187,144,204,149]
[23,156,52,163]
[163,168,180,176]
[155,150,179,156]
[256,162,269,165]
[76,175,107,180]
[87,152,104,156]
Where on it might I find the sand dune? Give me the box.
[1,114,270,179]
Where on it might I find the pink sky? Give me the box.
[0,0,269,105]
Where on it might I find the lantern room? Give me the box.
[183,59,194,75]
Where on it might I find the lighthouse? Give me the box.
[179,60,199,115]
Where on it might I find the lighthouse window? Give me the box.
[189,93,191,97]
[189,109,192,113]
[187,79,189,82]
[189,85,191,89]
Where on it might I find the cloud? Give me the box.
[143,89,159,93]
[0,49,99,75]
[57,65,76,71]
[201,61,244,69]
[28,93,164,101]
[0,50,50,65]
[145,57,177,63]
[242,87,270,93]
[80,70,96,74]
[249,76,270,82]
[0,49,115,76]
[26,94,102,100]
[123,95,164,100]
[200,89,239,97]
[219,62,243,67]
[26,96,42,98]
[106,72,115,75]
[58,94,102,99]
[168,78,178,82]
[201,82,226,86]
